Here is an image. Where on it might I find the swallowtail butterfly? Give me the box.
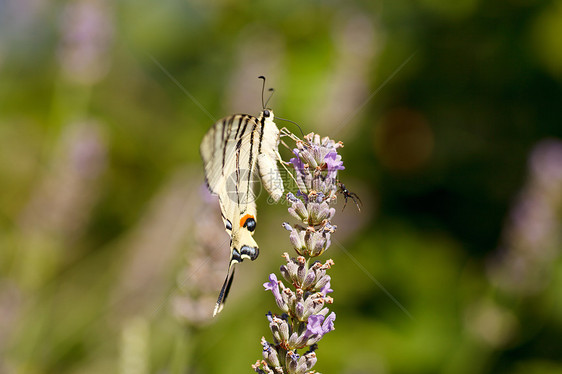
[200,77,285,316]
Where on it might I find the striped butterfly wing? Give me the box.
[201,114,262,218]
[201,111,284,205]
[200,113,264,315]
[200,109,285,315]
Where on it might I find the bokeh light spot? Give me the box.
[373,107,434,174]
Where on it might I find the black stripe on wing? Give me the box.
[235,115,251,202]
[246,119,258,202]
[201,114,261,195]
[221,116,235,175]
[258,114,266,154]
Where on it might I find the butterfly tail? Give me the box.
[213,260,237,316]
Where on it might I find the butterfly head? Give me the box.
[214,207,259,317]
[224,212,259,263]
[261,108,274,122]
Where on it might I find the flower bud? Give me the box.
[296,257,306,284]
[280,264,291,284]
[285,351,299,374]
[261,338,280,367]
[278,318,290,343]
[302,270,316,290]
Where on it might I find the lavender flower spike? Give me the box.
[254,133,348,374]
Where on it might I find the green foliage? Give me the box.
[1,0,561,373]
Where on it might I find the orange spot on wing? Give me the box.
[240,214,254,227]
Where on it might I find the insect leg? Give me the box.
[338,182,362,212]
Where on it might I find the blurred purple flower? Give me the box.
[58,0,114,85]
[529,138,562,187]
[489,138,562,295]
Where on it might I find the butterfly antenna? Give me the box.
[258,75,267,109]
[275,116,305,138]
[264,88,275,108]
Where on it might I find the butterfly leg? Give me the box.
[279,127,302,143]
[280,127,313,150]
[279,137,294,153]
[273,129,302,194]
[275,150,302,194]
[279,128,301,153]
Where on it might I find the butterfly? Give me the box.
[200,78,286,316]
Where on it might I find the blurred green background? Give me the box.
[1,0,562,373]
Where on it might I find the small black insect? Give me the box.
[338,182,362,211]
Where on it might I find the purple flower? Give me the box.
[323,312,336,332]
[304,315,324,337]
[290,149,305,173]
[320,276,333,295]
[295,190,308,203]
[290,150,311,193]
[254,133,344,373]
[263,274,283,308]
[324,151,345,179]
[304,312,336,343]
